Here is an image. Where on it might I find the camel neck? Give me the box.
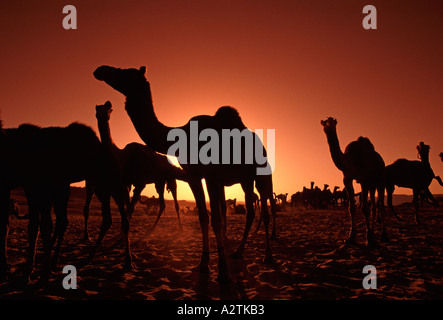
[124,82,175,155]
[419,154,430,166]
[97,117,115,149]
[325,129,347,172]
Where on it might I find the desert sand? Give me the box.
[0,187,442,301]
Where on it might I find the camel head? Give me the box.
[417,141,430,160]
[320,117,337,134]
[95,101,113,121]
[94,65,148,96]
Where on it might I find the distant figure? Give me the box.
[290,192,302,210]
[140,196,159,215]
[253,193,260,211]
[225,198,236,213]
[321,117,387,246]
[8,199,27,219]
[440,152,443,162]
[386,142,443,224]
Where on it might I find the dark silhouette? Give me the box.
[290,191,302,210]
[0,121,131,282]
[8,199,27,220]
[332,186,348,208]
[321,117,387,245]
[94,65,277,282]
[440,152,443,162]
[83,101,187,236]
[225,198,236,212]
[140,196,159,214]
[386,142,443,224]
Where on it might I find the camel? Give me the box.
[83,101,186,236]
[140,196,159,215]
[0,121,131,282]
[225,198,236,213]
[94,65,277,282]
[8,199,27,220]
[252,193,260,211]
[386,142,443,224]
[274,193,288,205]
[321,117,387,245]
[290,192,302,210]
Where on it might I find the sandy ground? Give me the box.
[0,189,442,301]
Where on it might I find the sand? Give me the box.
[0,189,442,301]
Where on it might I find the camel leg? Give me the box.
[128,183,145,221]
[260,192,273,263]
[219,186,227,241]
[115,189,132,271]
[205,177,229,283]
[256,176,274,262]
[269,191,277,240]
[253,210,263,235]
[188,178,210,274]
[412,189,421,224]
[386,183,402,221]
[344,178,357,245]
[88,189,112,264]
[23,188,53,280]
[0,187,10,281]
[422,187,438,207]
[51,184,70,270]
[231,181,256,259]
[361,186,376,246]
[82,180,94,241]
[168,180,183,231]
[377,186,388,242]
[38,194,53,281]
[153,182,166,230]
[24,191,39,279]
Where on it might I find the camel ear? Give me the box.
[104,101,112,110]
[139,66,147,75]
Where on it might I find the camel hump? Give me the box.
[215,106,245,129]
[67,122,99,139]
[215,106,240,118]
[356,136,375,152]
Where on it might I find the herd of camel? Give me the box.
[0,65,442,284]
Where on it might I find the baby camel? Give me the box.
[321,117,387,246]
[84,101,187,237]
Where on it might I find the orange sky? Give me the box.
[1,0,442,201]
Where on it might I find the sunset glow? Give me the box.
[1,0,442,201]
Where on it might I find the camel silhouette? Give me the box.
[94,65,277,282]
[321,117,387,246]
[440,152,443,162]
[83,101,187,236]
[386,142,443,224]
[0,121,131,282]
[225,198,236,213]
